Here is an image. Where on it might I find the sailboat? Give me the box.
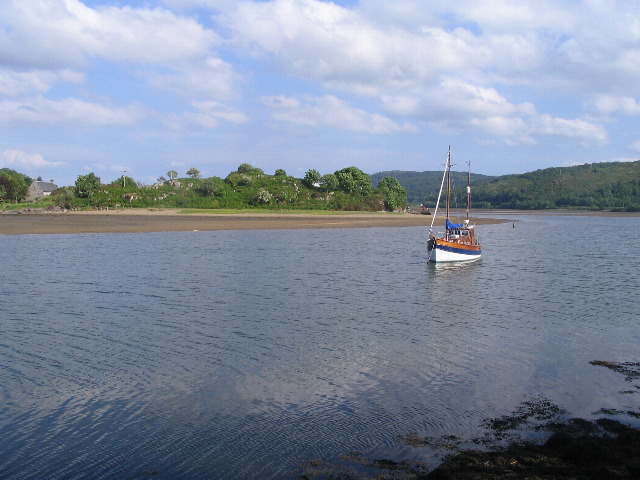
[427,147,482,263]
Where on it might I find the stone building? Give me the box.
[27,178,59,202]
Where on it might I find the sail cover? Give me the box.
[446,219,463,230]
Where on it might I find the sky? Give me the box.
[1,0,639,187]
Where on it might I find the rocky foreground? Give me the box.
[296,361,640,480]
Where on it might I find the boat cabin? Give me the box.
[445,220,479,245]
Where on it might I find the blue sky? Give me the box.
[1,0,639,186]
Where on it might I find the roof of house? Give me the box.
[36,181,58,192]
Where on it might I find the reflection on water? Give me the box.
[1,215,639,479]
[428,258,482,274]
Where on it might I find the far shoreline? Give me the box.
[0,208,509,235]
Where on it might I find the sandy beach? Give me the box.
[0,208,505,235]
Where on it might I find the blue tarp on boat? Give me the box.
[446,219,463,230]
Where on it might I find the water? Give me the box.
[1,213,639,479]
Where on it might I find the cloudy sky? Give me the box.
[1,0,639,186]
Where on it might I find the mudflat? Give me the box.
[0,209,504,235]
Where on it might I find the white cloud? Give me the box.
[532,114,608,144]
[383,78,606,144]
[213,0,599,147]
[428,80,522,118]
[164,100,248,130]
[223,0,492,93]
[1,150,67,169]
[384,79,534,139]
[471,116,531,140]
[0,69,84,97]
[220,0,584,96]
[0,96,142,126]
[1,0,218,69]
[592,95,640,116]
[262,94,416,134]
[161,0,235,9]
[149,57,239,101]
[441,0,575,32]
[0,0,248,137]
[220,0,639,143]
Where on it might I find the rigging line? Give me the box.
[429,149,449,232]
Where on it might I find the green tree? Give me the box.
[196,176,226,197]
[274,169,288,177]
[335,166,371,195]
[53,187,75,209]
[167,170,179,180]
[74,173,102,198]
[0,168,31,202]
[237,163,264,175]
[186,167,201,178]
[377,176,407,211]
[319,173,338,191]
[303,169,321,187]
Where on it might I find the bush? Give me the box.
[52,187,75,209]
[251,188,273,205]
[225,172,253,187]
[197,177,226,197]
[237,163,264,175]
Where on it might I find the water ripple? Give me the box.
[1,218,639,478]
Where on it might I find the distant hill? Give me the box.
[372,160,640,211]
[371,170,497,205]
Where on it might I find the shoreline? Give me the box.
[0,209,508,235]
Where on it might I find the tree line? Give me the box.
[1,164,408,212]
[5,159,638,212]
[372,160,640,211]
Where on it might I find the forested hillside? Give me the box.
[373,161,640,211]
[371,170,496,205]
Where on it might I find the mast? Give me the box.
[446,146,451,221]
[466,160,471,220]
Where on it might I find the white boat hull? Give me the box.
[428,246,481,263]
[427,237,482,263]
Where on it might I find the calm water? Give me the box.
[1,213,639,479]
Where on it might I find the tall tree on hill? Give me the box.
[335,166,372,195]
[378,176,407,211]
[303,169,321,187]
[186,167,201,179]
[0,168,31,202]
[320,173,338,191]
[74,173,102,198]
